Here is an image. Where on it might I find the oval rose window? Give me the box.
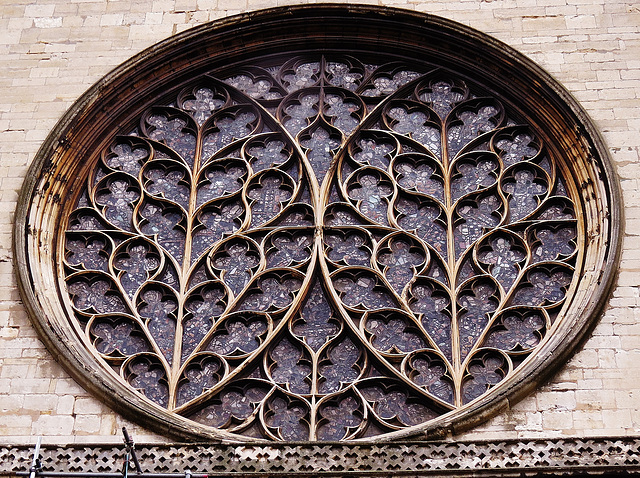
[15,5,621,442]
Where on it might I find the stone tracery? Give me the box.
[61,54,581,441]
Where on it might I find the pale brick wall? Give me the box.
[0,0,638,445]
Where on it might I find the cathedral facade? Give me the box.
[1,0,639,474]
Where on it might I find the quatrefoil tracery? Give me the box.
[64,55,578,441]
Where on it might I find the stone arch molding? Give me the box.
[15,5,621,442]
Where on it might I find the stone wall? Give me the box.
[0,0,639,446]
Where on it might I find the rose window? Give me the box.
[17,6,620,442]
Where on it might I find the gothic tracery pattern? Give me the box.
[64,55,578,441]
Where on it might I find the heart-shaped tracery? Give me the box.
[64,54,578,441]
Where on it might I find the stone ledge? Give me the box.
[3,437,640,475]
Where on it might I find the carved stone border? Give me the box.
[14,4,623,442]
[3,437,640,475]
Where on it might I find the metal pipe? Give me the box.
[121,428,142,475]
[28,437,42,478]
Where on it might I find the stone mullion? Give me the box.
[167,118,204,410]
[440,116,463,407]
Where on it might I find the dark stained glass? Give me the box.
[502,168,547,220]
[225,75,282,101]
[140,203,186,262]
[66,236,109,272]
[207,315,268,356]
[451,155,498,201]
[377,237,426,294]
[182,87,226,125]
[317,395,362,440]
[63,52,578,441]
[91,318,150,357]
[512,268,572,307]
[318,338,361,394]
[247,173,293,227]
[477,234,526,291]
[332,270,396,310]
[360,384,437,426]
[138,288,177,364]
[300,126,341,183]
[325,230,371,266]
[95,178,140,230]
[146,114,196,165]
[68,277,127,314]
[246,138,289,172]
[269,338,312,394]
[144,165,190,209]
[236,274,302,312]
[266,230,313,268]
[188,382,269,428]
[347,172,393,225]
[458,282,499,359]
[176,355,223,406]
[182,285,226,361]
[420,80,466,119]
[454,195,501,258]
[126,355,169,407]
[407,353,454,404]
[462,353,506,404]
[484,311,545,351]
[68,210,112,231]
[293,281,340,351]
[197,162,246,206]
[396,197,447,259]
[530,226,576,262]
[324,93,361,134]
[266,396,310,441]
[495,132,539,167]
[394,155,444,202]
[326,61,363,91]
[191,201,243,259]
[202,110,258,159]
[387,105,441,158]
[282,62,320,91]
[114,242,160,298]
[362,69,420,97]
[536,201,575,220]
[284,94,319,135]
[324,204,365,226]
[211,239,260,296]
[447,103,502,158]
[365,313,426,354]
[352,135,395,169]
[409,282,452,360]
[105,142,148,176]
